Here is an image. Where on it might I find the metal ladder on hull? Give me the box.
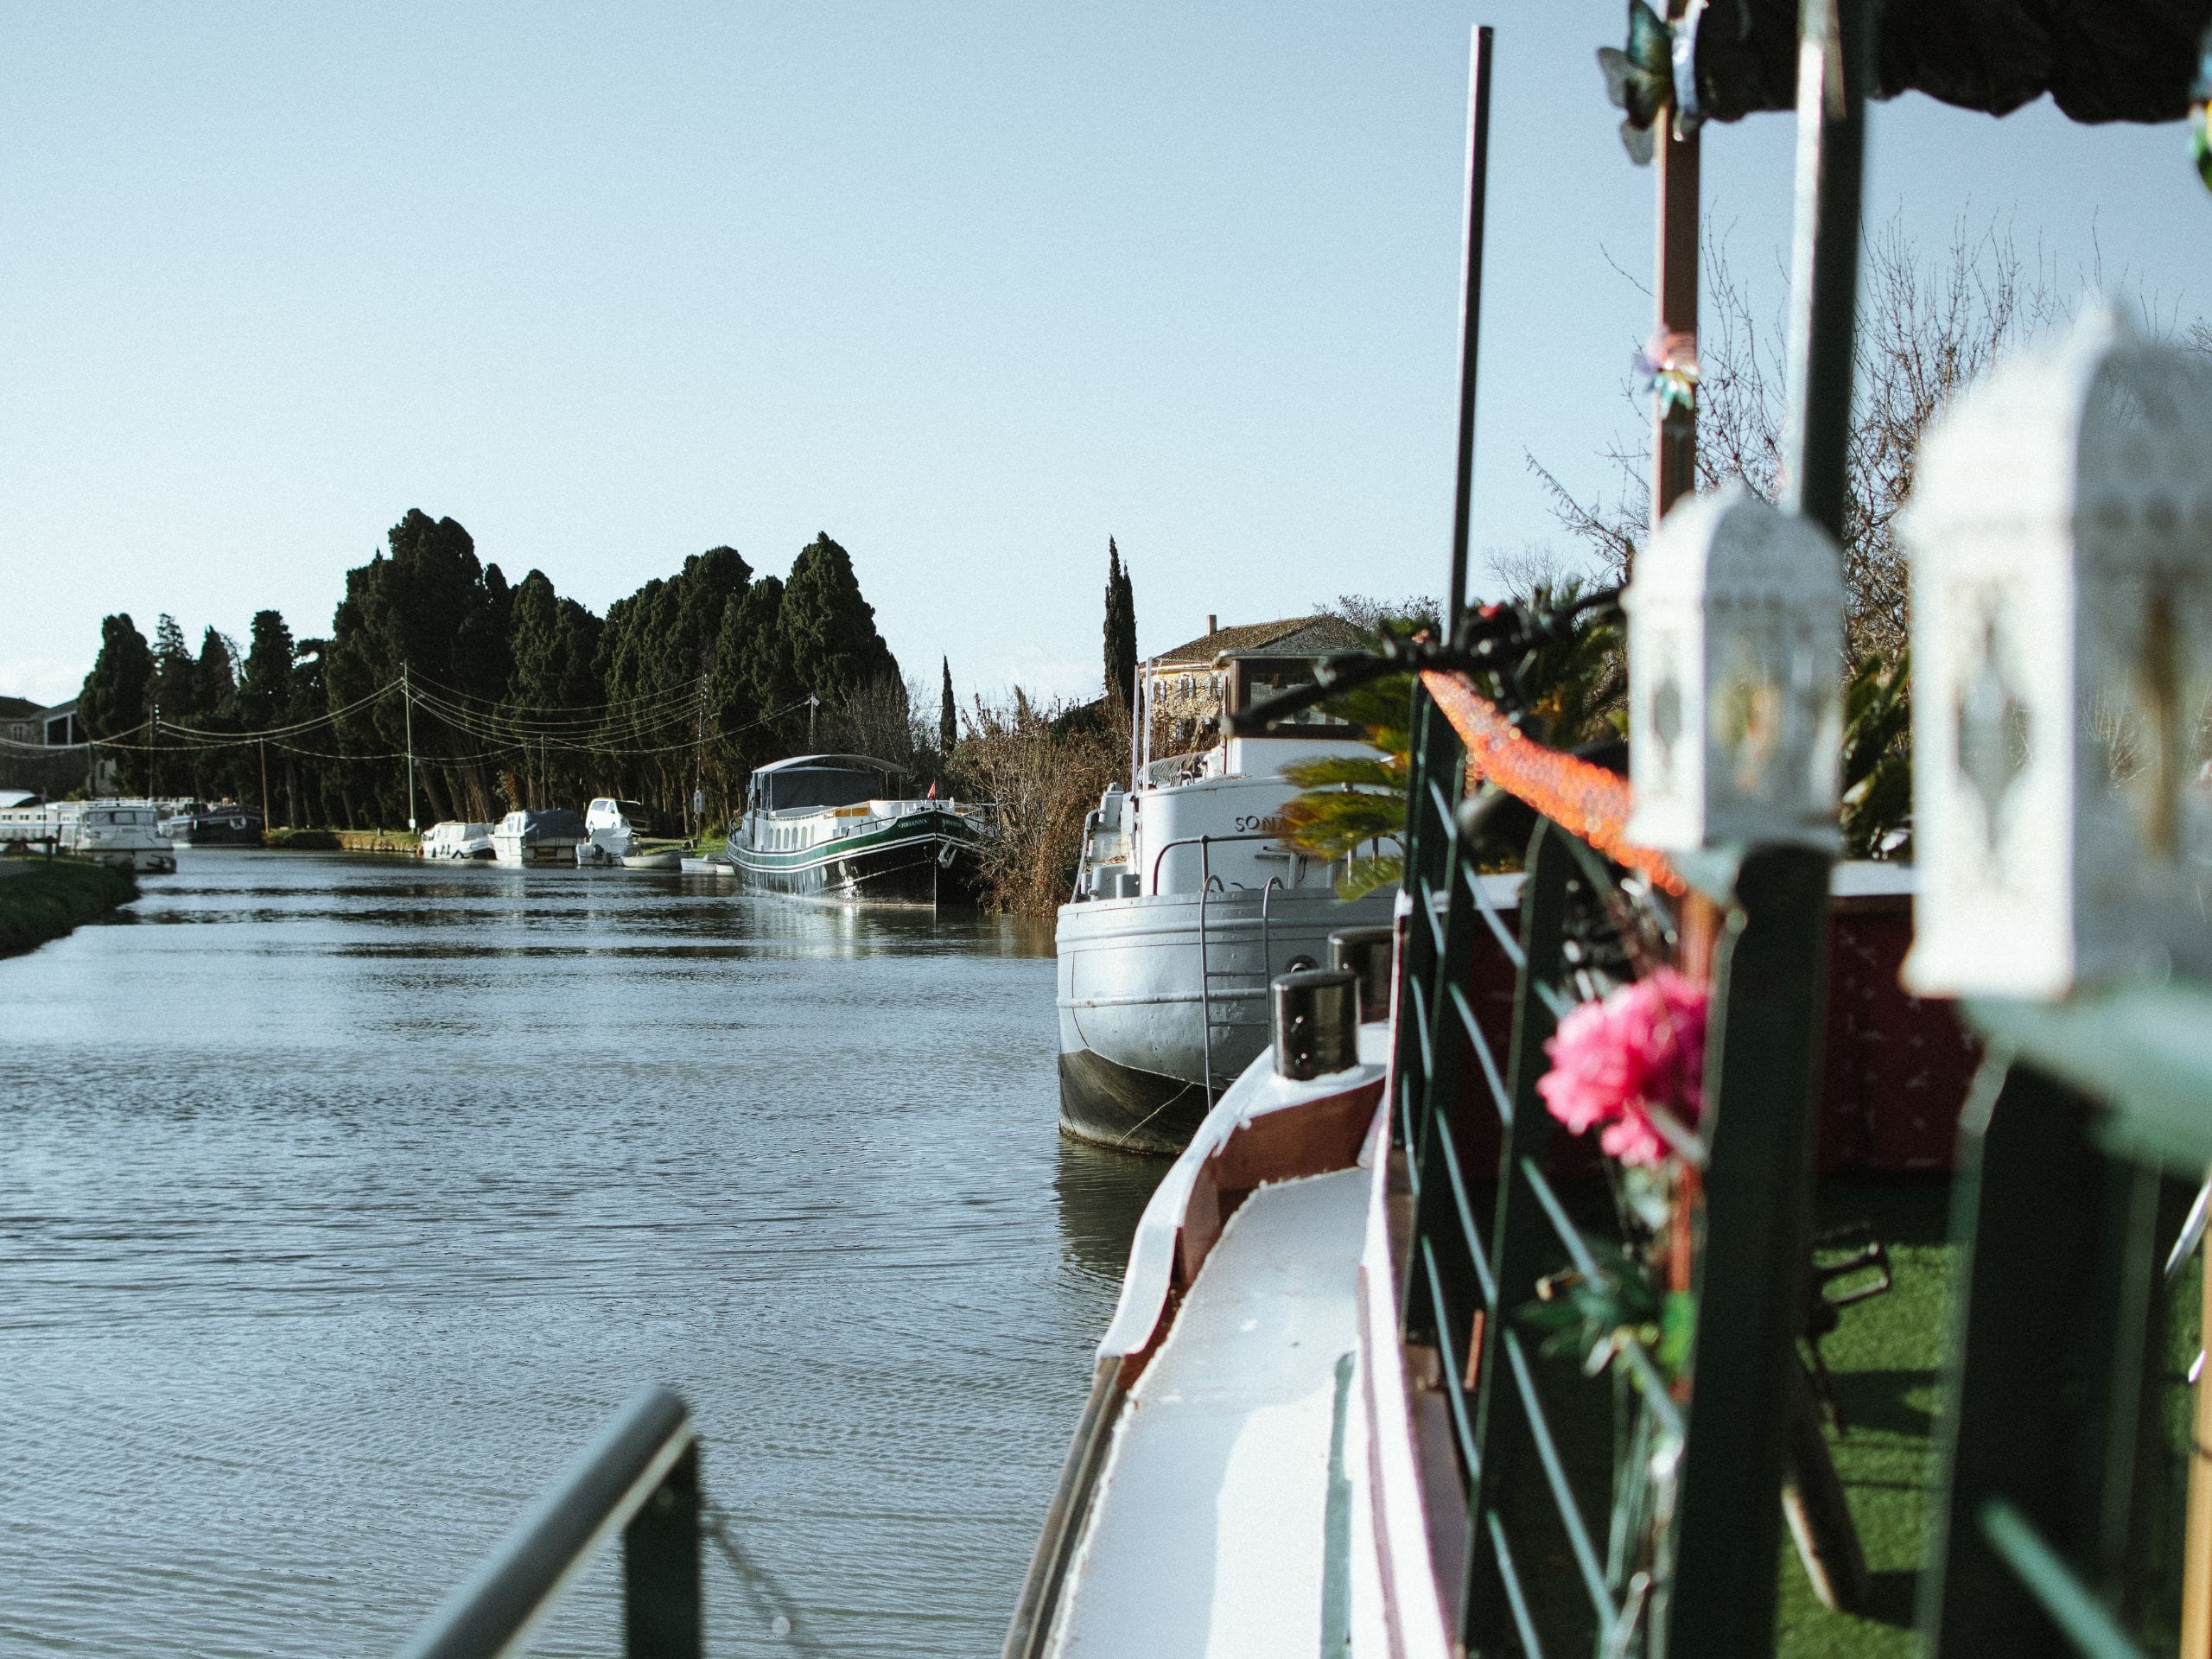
[1196,867,1283,1103]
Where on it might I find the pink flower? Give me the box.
[1599,1109,1669,1167]
[1535,968,1708,1169]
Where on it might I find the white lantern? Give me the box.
[1624,482,1844,854]
[1903,303,2212,999]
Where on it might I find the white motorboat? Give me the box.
[1055,620,1394,1154]
[0,799,176,873]
[576,796,656,867]
[420,820,495,861]
[490,808,586,867]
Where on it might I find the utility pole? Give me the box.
[258,738,270,828]
[694,672,709,835]
[808,695,818,752]
[403,664,417,832]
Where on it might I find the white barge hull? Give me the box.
[1055,884,1393,1154]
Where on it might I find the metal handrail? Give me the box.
[396,1387,700,1659]
[1145,830,1281,892]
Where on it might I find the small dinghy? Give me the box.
[621,849,681,871]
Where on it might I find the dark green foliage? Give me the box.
[237,612,295,730]
[1104,538,1137,709]
[939,658,957,758]
[194,628,238,720]
[594,545,749,817]
[78,517,905,830]
[0,857,137,957]
[151,613,197,721]
[1282,586,1624,893]
[1467,576,1624,750]
[781,534,899,707]
[712,573,794,783]
[506,572,605,710]
[78,614,154,741]
[1281,676,1417,898]
[1840,649,1911,859]
[325,510,514,822]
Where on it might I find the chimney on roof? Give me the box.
[1206,614,1217,635]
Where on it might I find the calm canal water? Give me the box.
[0,849,1163,1657]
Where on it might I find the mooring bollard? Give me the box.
[1272,968,1357,1080]
[1328,927,1395,1024]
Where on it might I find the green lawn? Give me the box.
[1775,1178,1957,1657]
[0,855,138,955]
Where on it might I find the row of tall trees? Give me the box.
[73,512,907,830]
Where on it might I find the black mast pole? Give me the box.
[1446,24,1496,645]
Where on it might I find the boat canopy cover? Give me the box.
[1686,0,2209,124]
[755,766,887,812]
[519,809,586,839]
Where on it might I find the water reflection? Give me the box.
[0,848,1102,1658]
[1054,1139,1170,1288]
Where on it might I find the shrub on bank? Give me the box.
[0,857,139,956]
[263,828,342,850]
[950,693,1128,918]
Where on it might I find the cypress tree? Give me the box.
[1103,537,1137,709]
[194,627,238,719]
[151,613,197,721]
[79,614,155,740]
[781,533,899,707]
[715,575,796,772]
[238,612,296,730]
[938,658,957,758]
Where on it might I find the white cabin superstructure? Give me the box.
[1055,626,1395,1154]
[421,821,495,861]
[0,799,176,873]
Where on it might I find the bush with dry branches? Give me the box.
[950,691,1129,917]
[1530,214,2077,659]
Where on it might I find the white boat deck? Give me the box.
[1049,1164,1371,1658]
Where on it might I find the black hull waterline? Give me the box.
[731,836,985,906]
[1056,1049,1213,1158]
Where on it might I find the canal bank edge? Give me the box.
[0,857,139,956]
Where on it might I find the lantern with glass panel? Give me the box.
[1904,304,2212,998]
[1624,482,1844,855]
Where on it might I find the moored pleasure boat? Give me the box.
[0,799,176,872]
[156,802,264,846]
[420,820,495,860]
[490,808,586,867]
[727,753,993,903]
[1056,622,1394,1154]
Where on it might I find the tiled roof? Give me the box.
[0,696,40,719]
[1150,614,1364,667]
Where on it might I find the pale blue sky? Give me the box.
[2,4,2202,706]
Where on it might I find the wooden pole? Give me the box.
[1651,0,1700,536]
[2183,1249,2212,1659]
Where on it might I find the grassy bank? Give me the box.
[263,827,342,850]
[334,829,420,854]
[0,856,139,956]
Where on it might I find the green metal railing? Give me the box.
[1914,985,2212,1659]
[1392,685,1832,1658]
